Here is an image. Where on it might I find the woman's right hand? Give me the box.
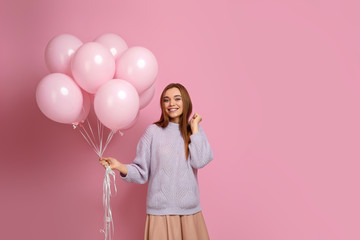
[99,157,128,176]
[99,157,121,171]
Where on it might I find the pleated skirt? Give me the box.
[144,211,210,240]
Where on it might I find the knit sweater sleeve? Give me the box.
[188,124,214,169]
[120,125,154,184]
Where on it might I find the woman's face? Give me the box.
[163,87,183,123]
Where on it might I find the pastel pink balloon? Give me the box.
[36,73,83,124]
[121,111,140,131]
[74,90,92,124]
[94,79,139,130]
[95,33,128,61]
[71,42,115,93]
[139,83,156,109]
[115,46,158,94]
[45,34,83,75]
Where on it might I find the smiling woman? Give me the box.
[155,83,198,158]
[100,83,214,240]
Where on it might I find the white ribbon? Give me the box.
[100,165,117,240]
[74,118,121,240]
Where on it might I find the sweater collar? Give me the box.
[167,121,180,129]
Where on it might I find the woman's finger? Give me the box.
[102,162,109,167]
[103,157,113,162]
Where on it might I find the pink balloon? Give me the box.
[121,111,140,131]
[36,73,83,124]
[95,33,128,61]
[45,34,83,75]
[71,42,115,93]
[74,90,92,124]
[139,83,156,109]
[94,79,139,130]
[115,47,158,94]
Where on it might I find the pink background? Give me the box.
[1,0,360,239]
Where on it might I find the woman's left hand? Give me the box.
[190,113,202,134]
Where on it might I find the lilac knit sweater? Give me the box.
[120,122,213,215]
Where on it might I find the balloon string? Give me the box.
[100,121,104,155]
[74,119,120,240]
[98,127,117,240]
[97,118,101,145]
[101,130,115,156]
[75,119,118,157]
[79,126,101,156]
[96,118,106,155]
[86,119,97,147]
[83,124,101,156]
[100,165,117,240]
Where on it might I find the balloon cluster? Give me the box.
[36,33,158,131]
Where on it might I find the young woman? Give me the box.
[100,83,213,240]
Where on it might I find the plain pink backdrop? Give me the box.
[1,0,360,239]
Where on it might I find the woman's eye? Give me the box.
[163,99,169,102]
[175,98,181,101]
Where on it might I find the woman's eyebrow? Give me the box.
[163,95,181,98]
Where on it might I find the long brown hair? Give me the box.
[154,83,192,159]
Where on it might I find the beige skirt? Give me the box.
[144,211,210,240]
